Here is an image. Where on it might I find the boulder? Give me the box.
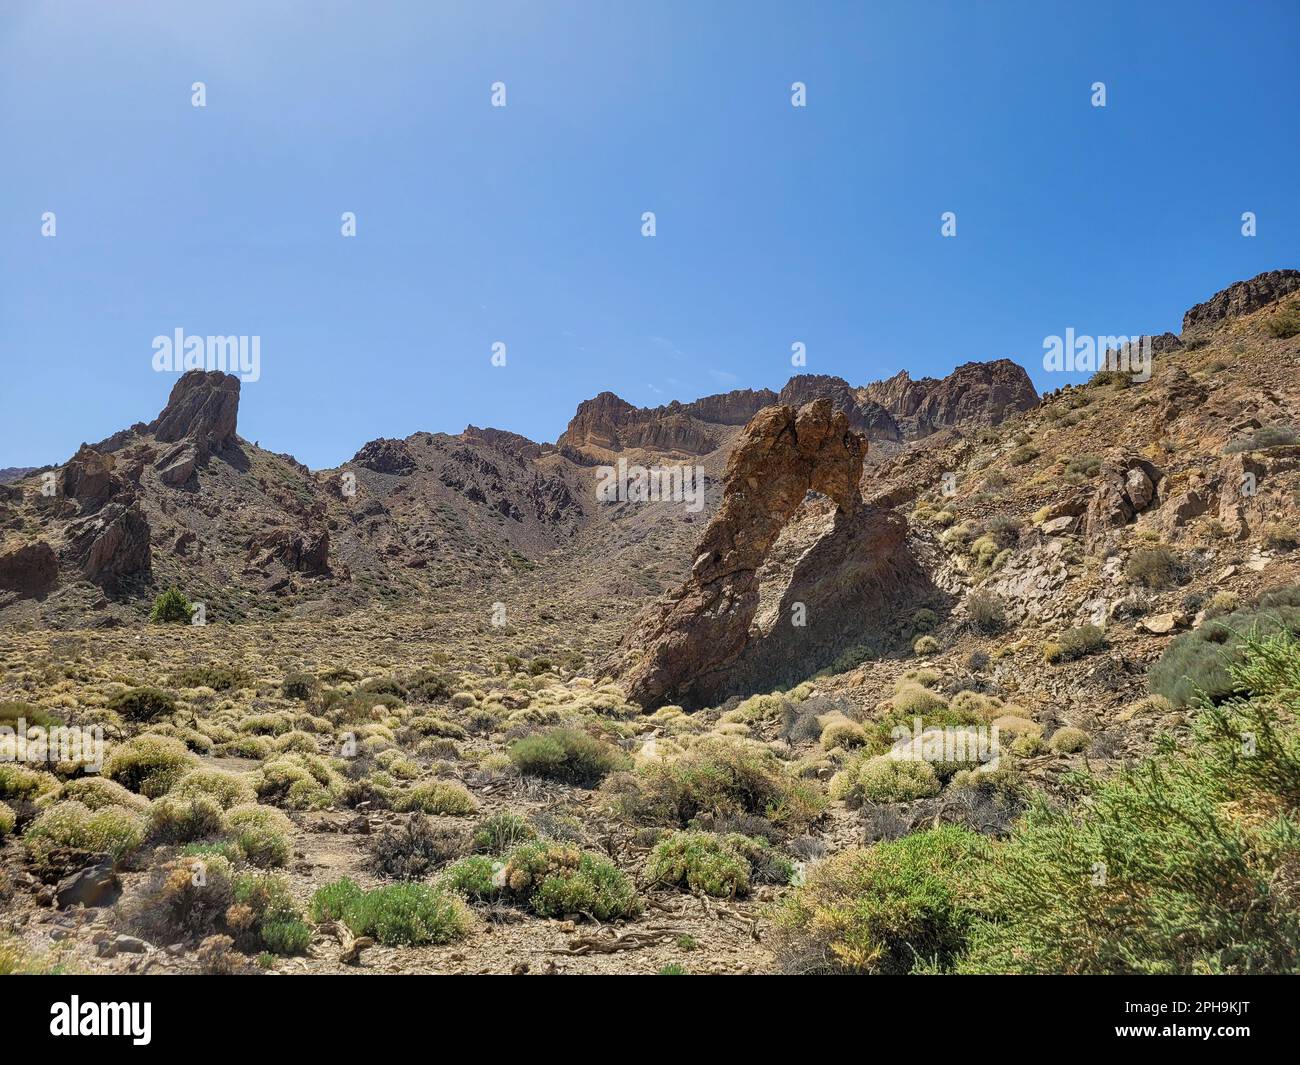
[1124,467,1156,512]
[1040,515,1077,536]
[1157,366,1207,424]
[1217,452,1268,540]
[1138,612,1186,635]
[55,857,120,910]
[1082,455,1162,552]
[156,441,198,487]
[1156,489,1210,535]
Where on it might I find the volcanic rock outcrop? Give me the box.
[62,445,125,510]
[615,398,921,708]
[862,360,1038,437]
[1182,269,1300,334]
[4,267,1292,630]
[148,371,240,453]
[143,370,242,488]
[0,541,58,597]
[246,527,331,577]
[558,362,1040,467]
[353,438,418,475]
[1082,455,1163,552]
[777,375,901,440]
[560,392,729,457]
[66,502,153,588]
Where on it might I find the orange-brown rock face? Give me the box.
[148,370,240,453]
[615,399,870,708]
[688,401,865,583]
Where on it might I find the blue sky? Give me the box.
[2,0,1297,470]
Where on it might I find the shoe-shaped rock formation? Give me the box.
[615,399,874,708]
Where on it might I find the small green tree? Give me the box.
[150,587,193,624]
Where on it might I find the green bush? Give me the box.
[440,854,500,900]
[396,779,478,815]
[773,826,990,973]
[1204,591,1241,618]
[311,879,472,946]
[170,664,249,691]
[509,727,629,786]
[1066,455,1102,478]
[723,833,796,885]
[261,918,312,955]
[1125,546,1182,589]
[1264,522,1300,551]
[967,591,1006,634]
[182,840,245,864]
[820,717,868,751]
[232,872,310,954]
[609,736,825,830]
[472,810,537,854]
[1048,727,1089,754]
[0,801,15,837]
[359,675,408,700]
[829,644,876,674]
[255,753,342,810]
[172,767,258,809]
[442,841,642,921]
[1262,302,1300,340]
[104,734,196,797]
[507,842,642,919]
[23,800,145,861]
[225,804,294,867]
[831,755,940,804]
[149,587,194,624]
[645,831,751,897]
[0,700,57,728]
[1149,589,1300,706]
[891,681,949,718]
[310,877,365,922]
[408,715,466,739]
[146,793,225,844]
[406,668,453,701]
[107,687,177,723]
[959,632,1300,974]
[281,672,318,701]
[0,764,59,801]
[1088,368,1130,389]
[1057,624,1106,661]
[1224,424,1297,452]
[981,514,1022,548]
[327,690,405,721]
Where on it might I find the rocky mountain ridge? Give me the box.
[556,360,1038,462]
[2,270,1296,646]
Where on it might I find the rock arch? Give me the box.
[614,399,871,708]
